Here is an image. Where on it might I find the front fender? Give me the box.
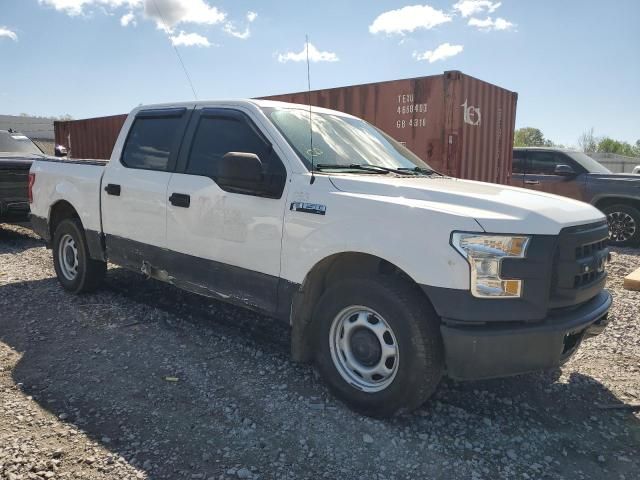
[281,190,479,290]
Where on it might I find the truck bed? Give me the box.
[29,158,106,236]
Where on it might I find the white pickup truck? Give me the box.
[29,100,612,417]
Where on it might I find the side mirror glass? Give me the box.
[554,164,575,176]
[217,152,263,191]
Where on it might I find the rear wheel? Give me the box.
[313,276,443,417]
[52,218,106,293]
[602,204,640,246]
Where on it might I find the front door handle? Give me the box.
[104,183,121,196]
[169,193,190,208]
[524,180,540,185]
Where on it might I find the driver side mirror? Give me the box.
[554,164,576,176]
[54,144,68,157]
[217,152,264,192]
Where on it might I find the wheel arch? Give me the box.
[48,200,105,261]
[594,196,640,212]
[289,251,434,363]
[49,200,82,239]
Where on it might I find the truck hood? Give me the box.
[329,174,605,235]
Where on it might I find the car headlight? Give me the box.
[451,233,531,299]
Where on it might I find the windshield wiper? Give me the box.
[397,166,440,176]
[315,164,416,175]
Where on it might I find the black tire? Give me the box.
[52,218,106,293]
[313,275,443,418]
[602,204,640,247]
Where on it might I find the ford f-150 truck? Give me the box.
[513,147,640,246]
[1,129,45,222]
[29,100,612,417]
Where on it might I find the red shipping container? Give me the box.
[54,114,128,160]
[53,71,517,183]
[261,70,518,184]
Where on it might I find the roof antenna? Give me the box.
[306,35,315,185]
[150,0,198,100]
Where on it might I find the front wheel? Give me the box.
[602,204,640,246]
[313,276,443,417]
[52,218,106,293]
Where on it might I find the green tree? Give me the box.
[597,137,636,157]
[514,127,546,147]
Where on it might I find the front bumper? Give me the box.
[440,290,612,380]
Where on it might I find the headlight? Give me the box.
[452,233,530,298]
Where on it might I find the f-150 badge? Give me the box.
[290,202,326,215]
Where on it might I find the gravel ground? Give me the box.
[1,222,639,480]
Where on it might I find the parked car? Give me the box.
[29,100,611,417]
[633,165,640,175]
[512,147,640,246]
[0,129,45,222]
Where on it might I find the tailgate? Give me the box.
[0,160,32,217]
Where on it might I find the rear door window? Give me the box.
[121,110,187,171]
[513,150,526,174]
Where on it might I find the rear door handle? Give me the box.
[104,183,121,196]
[169,193,190,208]
[524,180,540,185]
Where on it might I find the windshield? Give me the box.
[0,131,42,154]
[567,151,611,174]
[263,107,431,171]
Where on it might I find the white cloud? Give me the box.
[144,0,225,30]
[223,24,249,39]
[38,0,141,16]
[278,42,339,63]
[493,17,515,30]
[223,10,257,39]
[120,11,136,26]
[169,30,211,47]
[453,0,501,17]
[468,16,515,31]
[413,43,463,63]
[0,27,18,41]
[37,0,261,47]
[369,4,452,35]
[38,0,225,29]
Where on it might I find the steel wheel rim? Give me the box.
[607,211,636,243]
[329,305,399,393]
[58,234,79,281]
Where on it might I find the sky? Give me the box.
[0,0,638,147]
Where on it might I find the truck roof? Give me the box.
[129,99,357,119]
